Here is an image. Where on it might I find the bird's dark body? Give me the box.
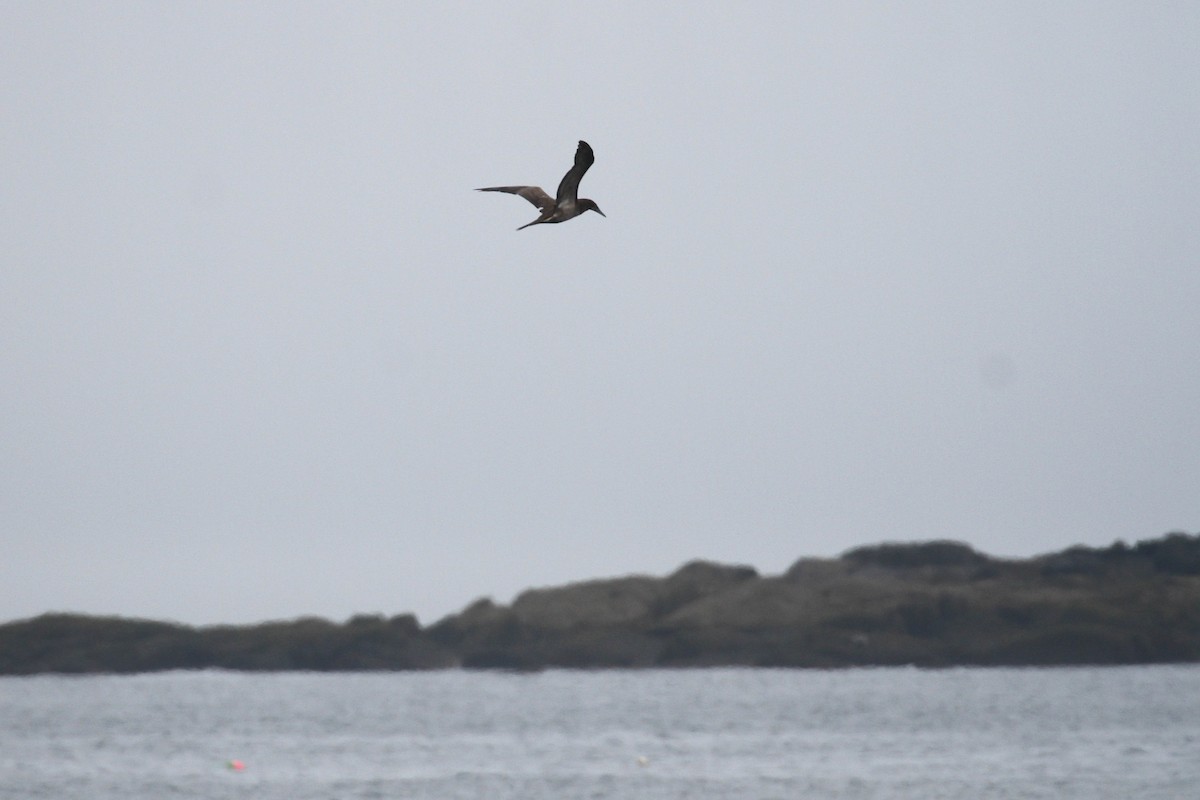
[478,141,605,230]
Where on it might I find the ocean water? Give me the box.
[1,666,1197,799]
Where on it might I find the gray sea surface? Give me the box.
[1,666,1198,799]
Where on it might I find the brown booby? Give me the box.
[478,140,606,230]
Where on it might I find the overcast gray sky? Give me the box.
[3,3,1198,626]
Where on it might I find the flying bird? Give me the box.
[478,140,606,230]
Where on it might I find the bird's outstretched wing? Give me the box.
[476,186,554,212]
[555,141,594,205]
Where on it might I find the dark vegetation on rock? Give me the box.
[3,532,1200,674]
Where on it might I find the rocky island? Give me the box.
[3,532,1199,674]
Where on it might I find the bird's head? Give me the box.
[579,198,606,218]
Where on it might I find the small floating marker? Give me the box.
[636,755,650,767]
[227,759,246,772]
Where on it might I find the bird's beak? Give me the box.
[596,209,606,218]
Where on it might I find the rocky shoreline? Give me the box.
[3,532,1199,674]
